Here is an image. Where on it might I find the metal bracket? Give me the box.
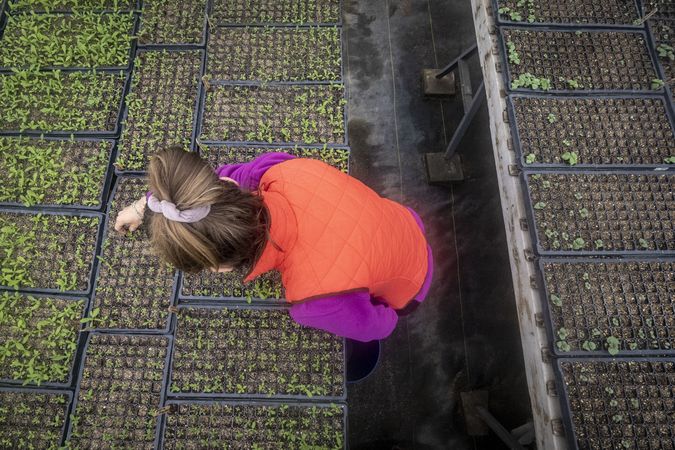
[422,69,456,96]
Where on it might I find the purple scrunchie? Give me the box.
[146,194,210,223]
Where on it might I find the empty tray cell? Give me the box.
[138,0,206,45]
[206,27,341,81]
[496,0,639,25]
[67,334,169,449]
[526,172,675,253]
[504,29,657,91]
[559,359,675,450]
[0,389,70,448]
[93,177,176,330]
[0,211,100,292]
[0,70,125,133]
[170,306,345,398]
[0,293,85,385]
[200,84,346,144]
[116,50,201,171]
[163,402,345,449]
[542,260,675,355]
[0,137,112,208]
[512,96,675,166]
[0,12,135,69]
[210,0,340,24]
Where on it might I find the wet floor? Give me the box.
[343,1,533,448]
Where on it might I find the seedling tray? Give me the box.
[0,208,103,295]
[0,387,72,449]
[160,399,347,449]
[6,0,139,13]
[90,176,178,332]
[0,69,129,137]
[199,83,347,145]
[114,49,204,173]
[555,358,675,450]
[500,27,660,93]
[168,304,346,401]
[536,257,675,357]
[0,291,86,388]
[66,332,172,449]
[179,269,284,304]
[205,26,342,82]
[0,136,115,210]
[137,0,207,47]
[209,0,341,26]
[522,171,675,255]
[492,0,641,27]
[198,142,350,175]
[0,12,138,72]
[507,94,675,168]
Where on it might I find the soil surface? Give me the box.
[513,96,674,166]
[497,0,639,24]
[504,29,657,91]
[210,0,340,24]
[171,307,344,397]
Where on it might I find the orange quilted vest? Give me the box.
[244,158,428,309]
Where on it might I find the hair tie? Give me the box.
[146,194,210,223]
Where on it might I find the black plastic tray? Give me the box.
[491,0,642,29]
[498,26,663,94]
[520,169,675,256]
[0,12,139,73]
[0,69,131,138]
[113,48,205,176]
[168,303,347,402]
[203,24,344,84]
[136,0,208,48]
[0,386,74,448]
[177,271,285,305]
[65,332,173,450]
[535,256,675,357]
[0,137,116,211]
[197,80,349,147]
[554,357,675,450]
[506,93,675,170]
[207,0,343,27]
[158,398,348,449]
[0,207,105,296]
[0,292,88,388]
[89,174,179,333]
[4,0,140,13]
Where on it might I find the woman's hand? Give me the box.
[114,196,146,233]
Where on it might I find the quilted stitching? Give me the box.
[254,159,428,307]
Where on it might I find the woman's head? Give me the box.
[147,146,269,273]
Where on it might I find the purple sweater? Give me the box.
[218,153,434,342]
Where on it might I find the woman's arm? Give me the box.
[289,291,398,342]
[216,152,296,191]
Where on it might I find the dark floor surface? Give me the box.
[343,1,533,449]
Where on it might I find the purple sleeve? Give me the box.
[216,152,296,191]
[289,291,398,342]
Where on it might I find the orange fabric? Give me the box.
[244,159,428,309]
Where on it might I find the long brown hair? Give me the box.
[147,146,269,273]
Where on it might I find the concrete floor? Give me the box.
[343,1,533,448]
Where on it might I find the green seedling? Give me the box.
[534,202,546,209]
[582,341,597,351]
[664,156,675,164]
[651,79,665,89]
[511,73,552,90]
[550,293,562,307]
[657,44,674,60]
[578,208,589,219]
[638,238,649,249]
[606,336,620,355]
[547,113,556,123]
[507,40,521,65]
[571,237,586,250]
[561,151,578,165]
[525,153,536,164]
